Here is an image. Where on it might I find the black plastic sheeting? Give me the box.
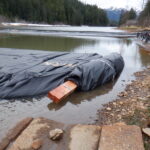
[0,48,124,99]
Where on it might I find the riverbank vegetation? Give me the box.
[0,0,108,26]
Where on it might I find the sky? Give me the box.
[79,0,145,10]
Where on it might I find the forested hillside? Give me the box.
[0,0,108,26]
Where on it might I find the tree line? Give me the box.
[119,0,150,27]
[138,0,150,26]
[119,8,136,25]
[0,0,108,26]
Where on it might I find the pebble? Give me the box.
[113,102,117,106]
[142,128,150,137]
[146,95,150,98]
[49,129,63,140]
[106,107,112,111]
[138,97,147,101]
[119,102,123,105]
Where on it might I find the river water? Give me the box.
[0,24,150,138]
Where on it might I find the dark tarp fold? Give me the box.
[0,48,124,99]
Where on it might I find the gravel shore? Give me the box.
[97,67,150,149]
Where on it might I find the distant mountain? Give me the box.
[105,8,124,23]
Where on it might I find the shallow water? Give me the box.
[0,25,150,138]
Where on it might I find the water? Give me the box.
[0,25,150,138]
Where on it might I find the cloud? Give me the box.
[79,0,143,10]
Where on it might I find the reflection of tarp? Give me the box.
[0,48,124,99]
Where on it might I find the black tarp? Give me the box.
[0,48,124,99]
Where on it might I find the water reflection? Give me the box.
[47,81,117,111]
[137,47,150,67]
[0,27,150,138]
[0,34,97,51]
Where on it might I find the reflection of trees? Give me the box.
[138,48,150,67]
[123,39,132,46]
[118,38,132,55]
[47,77,120,111]
[117,38,132,46]
[0,34,97,51]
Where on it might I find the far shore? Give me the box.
[118,26,150,32]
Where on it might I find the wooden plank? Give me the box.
[48,81,77,103]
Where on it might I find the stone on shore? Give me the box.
[142,128,150,137]
[49,129,63,140]
[98,124,145,150]
[0,117,33,150]
[8,118,65,150]
[69,125,101,150]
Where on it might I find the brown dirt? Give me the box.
[96,67,150,149]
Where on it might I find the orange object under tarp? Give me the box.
[48,81,77,103]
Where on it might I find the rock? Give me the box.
[118,92,128,97]
[142,128,150,137]
[113,102,117,105]
[146,95,150,98]
[106,107,112,111]
[31,139,42,150]
[69,125,101,150]
[122,109,126,112]
[0,117,33,150]
[99,125,145,150]
[119,101,123,105]
[7,117,33,141]
[8,118,51,150]
[110,113,114,116]
[49,129,63,140]
[138,97,147,101]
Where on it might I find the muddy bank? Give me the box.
[96,67,150,149]
[118,26,150,33]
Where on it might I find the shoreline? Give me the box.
[96,67,150,149]
[118,26,150,33]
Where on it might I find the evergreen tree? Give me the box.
[138,0,150,26]
[119,8,137,26]
[128,8,136,20]
[0,0,108,26]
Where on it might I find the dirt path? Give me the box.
[96,67,150,149]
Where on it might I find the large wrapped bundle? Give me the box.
[0,48,124,99]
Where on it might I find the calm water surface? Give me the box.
[0,25,150,138]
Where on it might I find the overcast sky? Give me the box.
[79,0,145,10]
